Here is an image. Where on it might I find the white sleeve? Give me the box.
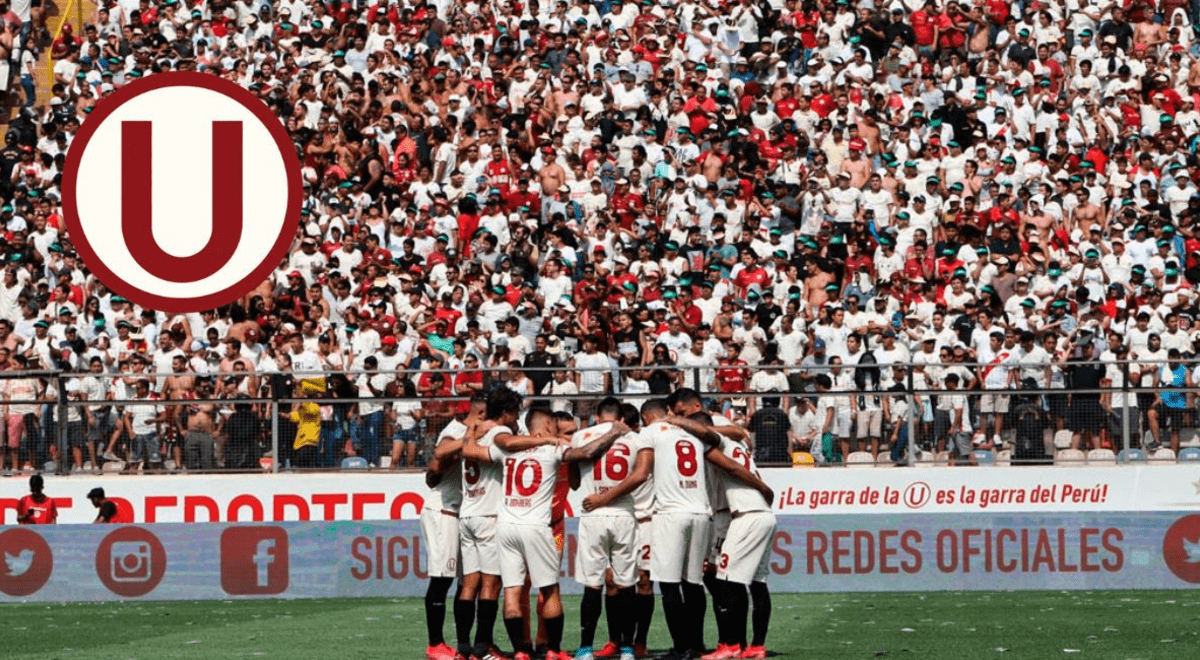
[487,444,504,463]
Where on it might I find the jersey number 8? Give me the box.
[675,440,698,477]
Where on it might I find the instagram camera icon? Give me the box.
[221,527,289,595]
[109,541,154,582]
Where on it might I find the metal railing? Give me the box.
[0,357,1194,474]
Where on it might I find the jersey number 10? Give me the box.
[505,458,543,497]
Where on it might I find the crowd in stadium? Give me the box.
[0,0,1197,477]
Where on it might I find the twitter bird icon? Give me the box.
[4,550,34,577]
[1185,537,1200,564]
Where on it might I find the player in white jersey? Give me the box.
[423,395,487,660]
[706,437,778,660]
[580,401,656,658]
[568,398,647,660]
[454,389,562,660]
[461,394,629,660]
[640,400,774,660]
[667,388,753,657]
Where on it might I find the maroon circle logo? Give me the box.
[95,527,167,597]
[0,528,53,597]
[62,72,302,313]
[903,481,931,509]
[1163,515,1200,583]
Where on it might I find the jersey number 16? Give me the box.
[592,444,630,482]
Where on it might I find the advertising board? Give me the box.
[3,513,1200,602]
[3,466,1200,525]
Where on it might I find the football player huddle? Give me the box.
[422,387,776,660]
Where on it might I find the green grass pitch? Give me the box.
[3,591,1199,659]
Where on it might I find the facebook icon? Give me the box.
[221,527,289,595]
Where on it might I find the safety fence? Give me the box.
[0,358,1195,475]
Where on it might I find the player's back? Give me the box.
[646,421,710,516]
[459,425,507,519]
[706,416,735,512]
[498,442,567,527]
[574,422,643,517]
[719,438,772,513]
[425,418,465,513]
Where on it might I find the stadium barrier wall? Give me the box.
[3,512,1200,602]
[4,465,1200,525]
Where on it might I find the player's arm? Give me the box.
[582,446,652,511]
[663,415,721,448]
[426,434,466,486]
[563,423,630,463]
[431,437,464,465]
[568,462,582,491]
[493,431,561,452]
[705,447,774,504]
[459,420,499,462]
[712,423,749,442]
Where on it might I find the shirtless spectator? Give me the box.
[182,378,218,471]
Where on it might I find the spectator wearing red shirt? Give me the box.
[911,0,939,52]
[905,242,937,282]
[986,0,1010,25]
[453,354,485,415]
[733,252,769,297]
[504,178,540,214]
[610,179,644,229]
[668,287,703,335]
[810,82,836,117]
[17,475,57,524]
[433,294,463,330]
[715,345,750,400]
[936,5,966,51]
[774,84,799,120]
[484,149,515,195]
[935,248,965,282]
[985,194,1020,229]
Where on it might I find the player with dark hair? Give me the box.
[668,388,752,653]
[422,394,488,660]
[461,401,629,660]
[569,397,644,660]
[704,417,778,659]
[638,401,773,659]
[453,388,551,660]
